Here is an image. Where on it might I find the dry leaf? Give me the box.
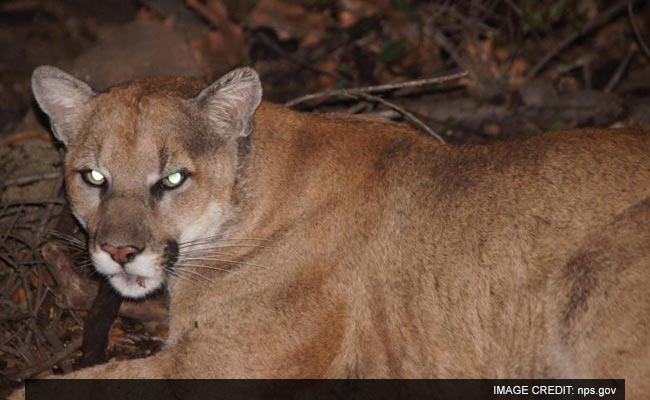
[12,287,27,307]
[247,0,333,48]
[187,0,246,76]
[337,0,389,28]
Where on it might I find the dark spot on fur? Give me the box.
[237,133,252,161]
[183,109,226,156]
[149,183,164,204]
[373,138,412,173]
[232,134,254,205]
[194,321,199,329]
[99,182,109,199]
[158,147,169,175]
[561,252,598,342]
[435,151,487,196]
[164,240,179,270]
[185,129,225,156]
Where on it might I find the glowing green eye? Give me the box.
[162,171,185,188]
[83,169,106,186]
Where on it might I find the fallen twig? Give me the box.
[526,0,635,81]
[284,70,468,108]
[0,199,66,207]
[433,31,467,71]
[0,173,60,189]
[0,130,51,147]
[503,0,523,17]
[604,44,637,92]
[628,2,650,61]
[347,93,446,144]
[10,337,82,381]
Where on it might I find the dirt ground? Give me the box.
[0,0,649,394]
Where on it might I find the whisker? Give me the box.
[179,236,271,244]
[51,239,87,250]
[175,264,254,284]
[178,238,272,249]
[179,244,271,254]
[170,267,218,284]
[177,257,266,269]
[178,245,271,259]
[49,230,83,240]
[176,227,248,246]
[165,268,201,284]
[178,250,236,258]
[57,242,84,249]
[55,240,86,248]
[76,261,94,267]
[49,231,86,246]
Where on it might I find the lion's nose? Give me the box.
[100,244,141,265]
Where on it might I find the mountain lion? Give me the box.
[20,66,650,396]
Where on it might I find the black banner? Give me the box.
[26,379,625,400]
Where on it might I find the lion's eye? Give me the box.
[161,170,186,189]
[83,169,106,186]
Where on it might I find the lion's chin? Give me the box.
[108,272,163,299]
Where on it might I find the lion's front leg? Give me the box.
[10,351,176,400]
[68,350,176,379]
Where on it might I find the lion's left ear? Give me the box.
[191,67,262,139]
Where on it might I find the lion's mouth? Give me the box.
[111,271,148,285]
[92,242,178,298]
[109,271,158,293]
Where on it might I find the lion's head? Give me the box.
[32,66,262,298]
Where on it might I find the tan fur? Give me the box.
[22,68,650,398]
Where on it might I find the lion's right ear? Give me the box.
[31,66,96,145]
[191,67,262,140]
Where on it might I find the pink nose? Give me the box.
[100,244,140,265]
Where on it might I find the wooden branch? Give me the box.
[628,2,650,61]
[10,337,82,381]
[284,71,468,108]
[604,44,637,93]
[525,0,635,81]
[0,130,51,147]
[433,31,467,71]
[347,93,446,144]
[0,173,60,189]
